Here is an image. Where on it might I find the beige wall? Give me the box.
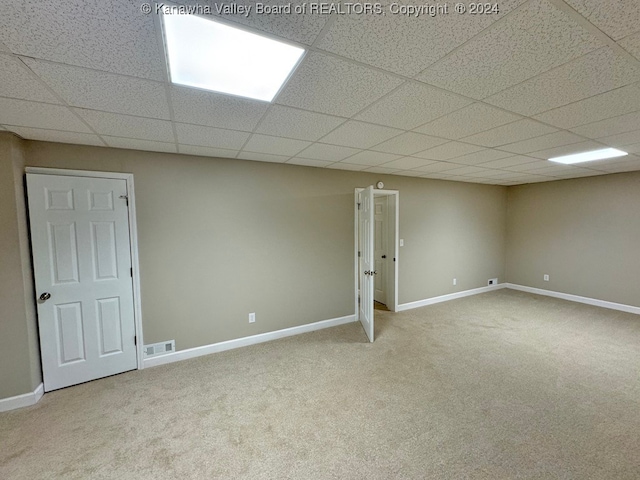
[506,172,640,307]
[0,133,41,398]
[1,133,508,399]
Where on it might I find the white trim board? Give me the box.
[397,283,506,311]
[144,314,356,368]
[0,383,44,413]
[506,284,640,315]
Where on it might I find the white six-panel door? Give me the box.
[27,174,137,391]
[358,186,375,342]
[374,195,388,305]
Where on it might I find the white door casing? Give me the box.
[374,195,388,305]
[27,173,138,391]
[358,186,375,342]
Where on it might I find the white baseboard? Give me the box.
[0,383,44,413]
[397,283,506,312]
[506,284,640,315]
[144,314,357,368]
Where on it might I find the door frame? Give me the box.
[25,167,145,370]
[354,188,399,316]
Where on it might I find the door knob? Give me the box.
[39,292,51,301]
[381,255,386,258]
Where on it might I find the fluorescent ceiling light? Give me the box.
[548,148,628,165]
[162,12,304,102]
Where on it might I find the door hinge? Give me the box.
[134,335,137,346]
[358,251,361,258]
[119,194,129,206]
[357,202,361,210]
[130,267,133,277]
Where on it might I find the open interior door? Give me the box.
[358,186,375,342]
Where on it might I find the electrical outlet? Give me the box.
[488,278,498,286]
[453,278,457,286]
[399,239,404,247]
[249,312,256,323]
[544,274,549,282]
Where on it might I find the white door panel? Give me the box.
[358,186,374,342]
[374,196,387,305]
[27,174,137,392]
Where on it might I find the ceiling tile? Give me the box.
[294,143,360,161]
[405,170,439,177]
[237,152,290,163]
[256,106,345,141]
[417,0,603,98]
[319,121,401,149]
[479,155,542,169]
[243,134,310,156]
[0,98,91,132]
[485,47,640,116]
[413,161,462,173]
[378,157,436,170]
[570,111,640,138]
[462,119,557,147]
[343,150,401,166]
[175,123,250,150]
[499,131,585,154]
[327,162,369,171]
[586,157,640,172]
[525,140,605,159]
[414,141,485,160]
[356,82,472,130]
[103,136,176,153]
[6,126,103,146]
[621,142,640,154]
[565,0,640,40]
[74,109,174,142]
[436,165,490,176]
[178,144,238,159]
[501,160,552,171]
[371,132,447,155]
[171,86,268,131]
[447,149,513,166]
[533,81,640,129]
[275,52,403,117]
[362,166,401,175]
[317,1,526,76]
[197,0,328,45]
[597,130,640,147]
[414,103,521,140]
[0,0,165,80]
[419,172,457,179]
[0,54,60,103]
[619,33,640,60]
[24,59,170,119]
[286,158,334,168]
[516,163,579,175]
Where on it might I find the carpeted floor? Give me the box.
[1,289,639,479]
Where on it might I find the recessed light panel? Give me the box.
[549,148,628,165]
[162,12,305,102]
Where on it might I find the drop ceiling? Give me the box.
[1,0,640,185]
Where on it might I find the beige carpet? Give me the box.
[1,289,639,479]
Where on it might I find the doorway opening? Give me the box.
[354,187,399,342]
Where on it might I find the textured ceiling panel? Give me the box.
[255,105,345,141]
[171,86,268,131]
[6,126,103,146]
[24,59,170,119]
[275,53,403,117]
[242,134,310,156]
[356,81,472,130]
[370,132,448,156]
[294,143,360,162]
[0,98,91,132]
[317,0,527,76]
[498,131,586,154]
[103,136,177,153]
[462,119,558,147]
[417,0,603,99]
[0,54,60,104]
[413,142,485,161]
[319,121,402,149]
[175,123,250,150]
[414,103,521,140]
[74,109,174,142]
[533,81,640,129]
[570,111,640,138]
[564,0,640,40]
[340,150,401,166]
[485,47,640,116]
[0,0,166,80]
